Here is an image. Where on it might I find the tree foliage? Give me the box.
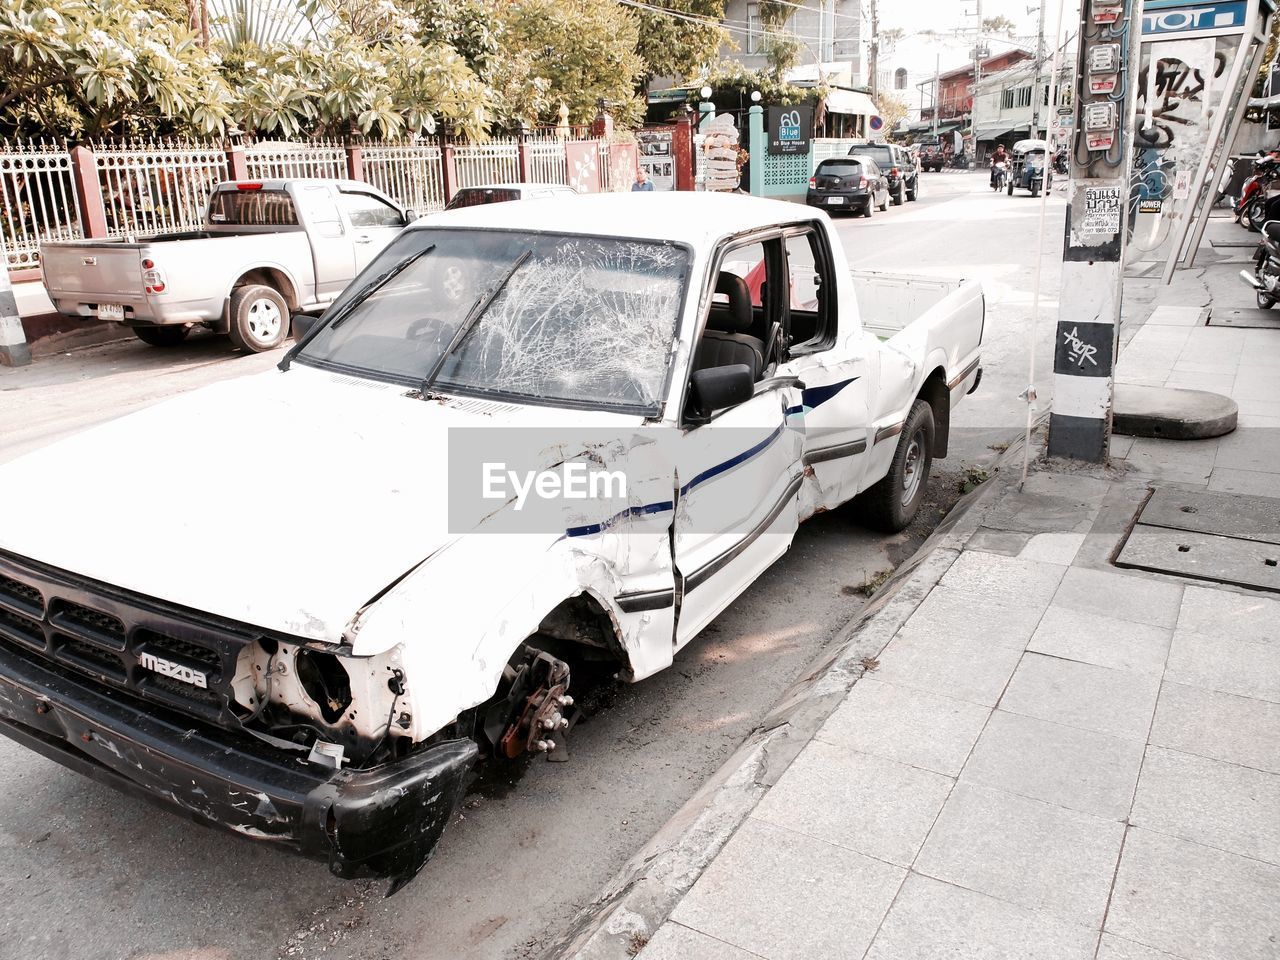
[634,0,727,82]
[874,93,909,140]
[982,15,1018,38]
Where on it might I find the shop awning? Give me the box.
[907,119,962,134]
[823,88,879,116]
[976,124,1029,141]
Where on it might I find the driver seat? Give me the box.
[696,273,765,380]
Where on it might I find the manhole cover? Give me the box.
[1116,485,1280,592]
[1207,309,1280,330]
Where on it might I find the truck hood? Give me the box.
[0,366,638,644]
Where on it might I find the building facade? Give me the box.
[971,50,1076,155]
[719,0,864,77]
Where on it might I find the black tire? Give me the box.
[1258,290,1276,309]
[908,181,918,201]
[878,193,889,212]
[1245,199,1264,232]
[863,197,874,218]
[892,183,905,206]
[1007,181,1014,196]
[133,325,190,348]
[858,399,935,532]
[228,284,289,353]
[1031,180,1041,198]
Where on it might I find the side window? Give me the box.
[692,236,784,385]
[339,192,404,228]
[299,186,344,239]
[784,230,836,354]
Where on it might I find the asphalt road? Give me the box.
[0,172,1065,960]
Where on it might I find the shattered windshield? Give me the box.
[295,229,690,414]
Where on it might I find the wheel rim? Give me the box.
[245,298,282,344]
[901,429,925,507]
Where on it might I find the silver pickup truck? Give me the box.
[39,179,411,352]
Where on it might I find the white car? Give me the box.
[443,181,578,209]
[0,193,983,890]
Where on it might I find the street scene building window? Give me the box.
[894,68,907,90]
[747,3,761,54]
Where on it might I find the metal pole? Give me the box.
[869,0,879,100]
[1031,1,1046,140]
[933,54,940,138]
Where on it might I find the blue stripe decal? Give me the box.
[786,376,859,417]
[565,421,792,538]
[679,422,784,498]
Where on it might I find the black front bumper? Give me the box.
[0,639,478,888]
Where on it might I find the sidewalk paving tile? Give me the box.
[1208,467,1280,496]
[751,741,953,867]
[960,710,1145,821]
[1165,626,1280,704]
[670,818,904,960]
[998,654,1161,742]
[1027,606,1172,677]
[637,923,765,960]
[1211,427,1280,472]
[1096,935,1187,960]
[893,583,1049,649]
[1176,584,1279,641]
[1018,533,1087,565]
[914,782,1125,928]
[1130,745,1280,865]
[864,874,1098,960]
[1150,681,1280,775]
[872,629,1026,707]
[816,678,990,778]
[1049,567,1184,629]
[1107,827,1280,960]
[1123,438,1217,484]
[936,551,1067,607]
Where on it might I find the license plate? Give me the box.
[826,197,845,205]
[97,303,125,321]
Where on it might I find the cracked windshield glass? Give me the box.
[297,229,690,413]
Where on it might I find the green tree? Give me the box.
[634,0,728,83]
[0,0,234,137]
[875,93,909,139]
[493,0,647,128]
[982,15,1018,38]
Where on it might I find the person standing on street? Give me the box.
[632,168,654,192]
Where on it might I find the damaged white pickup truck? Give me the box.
[0,193,983,891]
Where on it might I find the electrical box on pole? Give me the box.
[1047,0,1142,462]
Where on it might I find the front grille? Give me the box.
[0,550,263,728]
[0,573,42,616]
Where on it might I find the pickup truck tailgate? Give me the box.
[850,271,965,340]
[42,242,143,299]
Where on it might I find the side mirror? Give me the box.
[291,314,317,341]
[403,209,419,225]
[687,364,754,423]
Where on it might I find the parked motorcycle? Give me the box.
[1235,152,1280,232]
[990,160,1008,191]
[1238,202,1280,308]
[1053,146,1068,176]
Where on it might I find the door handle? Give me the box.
[355,235,372,244]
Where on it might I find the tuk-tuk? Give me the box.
[1008,139,1050,197]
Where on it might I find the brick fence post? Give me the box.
[69,144,107,239]
[441,137,458,202]
[517,128,531,184]
[673,117,694,192]
[225,144,248,181]
[345,143,364,182]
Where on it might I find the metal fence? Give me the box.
[245,140,346,180]
[527,139,569,185]
[810,138,862,173]
[94,140,229,239]
[362,140,445,213]
[453,139,520,189]
[0,141,83,268]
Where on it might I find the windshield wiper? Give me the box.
[278,244,435,372]
[418,248,532,397]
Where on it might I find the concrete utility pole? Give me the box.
[1030,0,1046,140]
[0,244,31,367]
[868,0,879,100]
[933,54,940,138]
[1047,0,1141,462]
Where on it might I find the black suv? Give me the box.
[847,141,919,204]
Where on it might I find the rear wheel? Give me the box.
[858,399,935,532]
[1245,198,1265,232]
[132,325,190,348]
[228,284,289,353]
[1007,181,1014,196]
[1258,290,1276,309]
[1031,180,1041,198]
[892,183,905,205]
[908,181,918,201]
[878,193,889,212]
[863,197,874,218]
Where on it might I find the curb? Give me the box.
[546,433,1025,960]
